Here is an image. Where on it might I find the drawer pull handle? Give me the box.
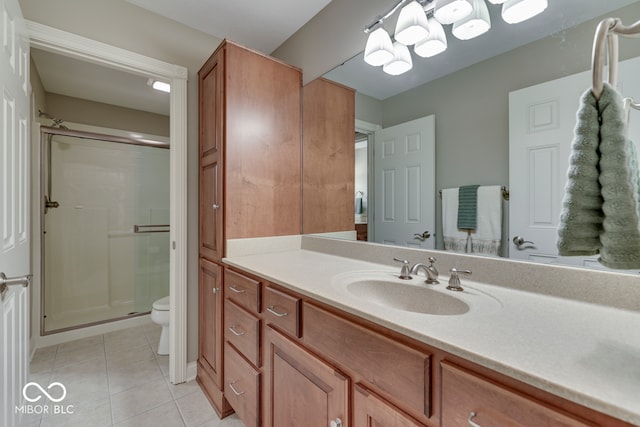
[229,381,245,396]
[329,418,343,427]
[468,412,482,427]
[228,325,245,336]
[267,305,288,317]
[229,285,245,294]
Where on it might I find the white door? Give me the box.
[374,115,436,249]
[508,56,640,270]
[1,0,31,425]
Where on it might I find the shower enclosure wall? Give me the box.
[41,126,170,334]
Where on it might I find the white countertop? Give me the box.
[223,246,640,425]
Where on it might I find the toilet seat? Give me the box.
[152,296,170,311]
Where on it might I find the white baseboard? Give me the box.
[186,360,198,382]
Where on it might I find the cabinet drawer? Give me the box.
[224,300,261,367]
[224,345,260,427]
[225,269,261,313]
[303,303,431,421]
[263,286,300,337]
[441,362,593,427]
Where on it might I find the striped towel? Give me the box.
[457,185,480,230]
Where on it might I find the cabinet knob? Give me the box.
[329,418,343,427]
[212,203,220,210]
[212,287,220,294]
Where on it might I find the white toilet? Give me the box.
[151,296,170,355]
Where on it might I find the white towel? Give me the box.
[442,188,469,253]
[470,185,502,256]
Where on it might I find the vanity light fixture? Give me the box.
[383,42,413,75]
[362,0,548,75]
[395,0,431,45]
[148,78,171,93]
[414,17,448,57]
[451,0,491,40]
[433,0,473,25]
[364,26,396,66]
[501,0,548,24]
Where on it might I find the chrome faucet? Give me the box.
[410,256,439,284]
[393,258,412,280]
[447,268,472,291]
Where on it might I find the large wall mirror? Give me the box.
[318,0,640,275]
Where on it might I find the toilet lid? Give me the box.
[153,296,170,311]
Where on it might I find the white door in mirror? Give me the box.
[374,115,436,249]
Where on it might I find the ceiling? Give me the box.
[325,0,640,100]
[31,0,640,114]
[124,0,333,55]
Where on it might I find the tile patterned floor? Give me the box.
[28,323,245,427]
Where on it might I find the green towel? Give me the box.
[557,87,604,256]
[457,185,480,230]
[597,83,640,269]
[558,83,640,269]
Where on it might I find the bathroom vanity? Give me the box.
[217,235,640,427]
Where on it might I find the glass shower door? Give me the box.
[42,131,169,333]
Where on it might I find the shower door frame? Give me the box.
[27,22,189,384]
[39,125,170,335]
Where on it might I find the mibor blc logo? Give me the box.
[15,381,74,415]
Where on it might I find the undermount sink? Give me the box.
[331,271,502,316]
[346,279,469,315]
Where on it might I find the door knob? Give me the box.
[414,230,431,241]
[0,272,31,301]
[512,236,535,249]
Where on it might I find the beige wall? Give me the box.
[45,93,169,137]
[355,92,382,125]
[20,0,223,362]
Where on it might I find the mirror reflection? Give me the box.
[321,0,640,274]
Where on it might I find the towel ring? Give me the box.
[592,18,640,100]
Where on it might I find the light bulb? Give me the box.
[394,1,430,46]
[383,42,413,75]
[433,0,473,25]
[502,0,548,24]
[414,18,447,58]
[452,0,491,40]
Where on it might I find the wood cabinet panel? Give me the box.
[198,258,223,387]
[224,42,302,240]
[224,299,261,367]
[264,327,349,427]
[225,269,261,313]
[441,362,594,427]
[263,285,300,338]
[303,302,431,422]
[224,345,261,427]
[303,78,356,234]
[199,155,222,261]
[354,384,425,427]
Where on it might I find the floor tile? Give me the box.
[52,357,107,385]
[110,378,172,423]
[113,400,185,427]
[165,378,201,400]
[53,344,106,369]
[40,397,111,427]
[175,388,218,427]
[197,414,245,427]
[108,358,164,395]
[105,343,155,370]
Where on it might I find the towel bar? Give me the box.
[438,186,509,201]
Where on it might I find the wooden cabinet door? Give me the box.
[199,48,224,261]
[354,384,425,427]
[198,258,223,388]
[264,327,349,427]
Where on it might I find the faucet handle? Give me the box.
[447,268,471,291]
[393,258,412,280]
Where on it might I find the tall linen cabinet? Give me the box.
[197,40,302,416]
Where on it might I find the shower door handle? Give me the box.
[0,272,32,301]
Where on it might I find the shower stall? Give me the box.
[40,124,170,334]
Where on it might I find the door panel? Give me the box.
[1,0,30,425]
[374,116,436,248]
